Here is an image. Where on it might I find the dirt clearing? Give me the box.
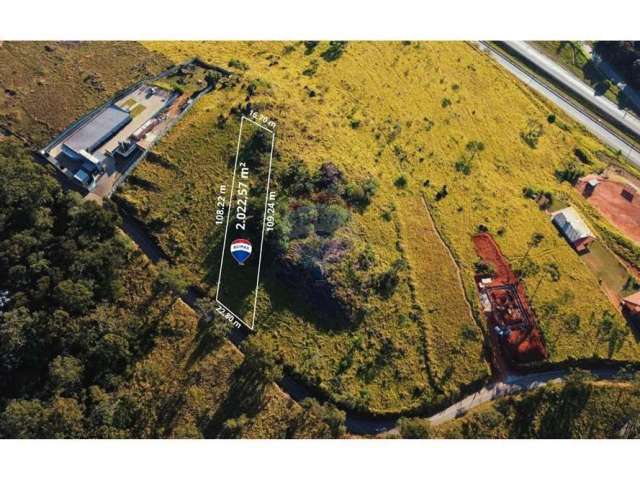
[577,173,640,244]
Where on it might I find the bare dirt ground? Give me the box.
[472,233,547,372]
[577,173,640,244]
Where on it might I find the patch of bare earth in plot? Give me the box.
[577,172,640,245]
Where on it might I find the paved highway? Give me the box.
[479,42,640,166]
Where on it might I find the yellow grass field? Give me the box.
[118,41,640,413]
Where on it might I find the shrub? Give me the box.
[398,417,432,438]
[515,257,540,279]
[344,177,378,208]
[455,157,472,175]
[357,246,376,271]
[394,175,408,188]
[303,41,320,55]
[547,114,556,124]
[228,58,249,71]
[623,276,640,293]
[381,204,395,222]
[474,260,495,276]
[435,185,448,201]
[375,259,407,298]
[522,186,538,199]
[562,313,581,333]
[302,59,319,77]
[574,147,592,164]
[544,262,561,282]
[555,161,585,185]
[521,119,544,148]
[321,41,348,62]
[465,140,485,159]
[461,324,479,342]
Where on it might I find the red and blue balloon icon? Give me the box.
[230,238,252,265]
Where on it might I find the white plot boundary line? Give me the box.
[252,129,276,328]
[215,117,244,301]
[215,115,275,330]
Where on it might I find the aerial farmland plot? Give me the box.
[112,40,640,414]
[4,35,640,445]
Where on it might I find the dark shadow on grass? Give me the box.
[622,309,640,343]
[260,266,356,332]
[202,360,269,438]
[536,382,592,438]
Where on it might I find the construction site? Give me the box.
[473,233,548,375]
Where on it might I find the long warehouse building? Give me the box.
[61,105,132,162]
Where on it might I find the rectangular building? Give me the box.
[61,105,131,161]
[552,206,596,252]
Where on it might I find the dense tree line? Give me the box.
[596,41,640,90]
[0,141,347,438]
[0,141,143,437]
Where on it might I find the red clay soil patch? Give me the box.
[472,233,548,372]
[577,175,640,244]
[472,232,515,283]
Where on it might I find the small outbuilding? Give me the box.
[552,206,596,252]
[621,185,636,202]
[584,178,599,196]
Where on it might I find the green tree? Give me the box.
[91,333,132,375]
[524,232,545,259]
[195,296,233,344]
[48,355,84,394]
[297,398,346,438]
[46,397,86,439]
[242,339,283,384]
[155,261,189,297]
[0,307,36,372]
[398,417,433,438]
[53,279,95,315]
[0,399,47,438]
[316,204,349,236]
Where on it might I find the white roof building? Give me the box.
[552,207,596,251]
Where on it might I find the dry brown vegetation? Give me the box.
[0,41,172,146]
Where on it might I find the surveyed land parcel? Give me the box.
[120,41,640,413]
[216,116,276,329]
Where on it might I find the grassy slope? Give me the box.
[433,379,640,439]
[0,41,172,146]
[124,41,640,413]
[112,237,327,438]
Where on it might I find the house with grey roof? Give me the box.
[552,206,596,252]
